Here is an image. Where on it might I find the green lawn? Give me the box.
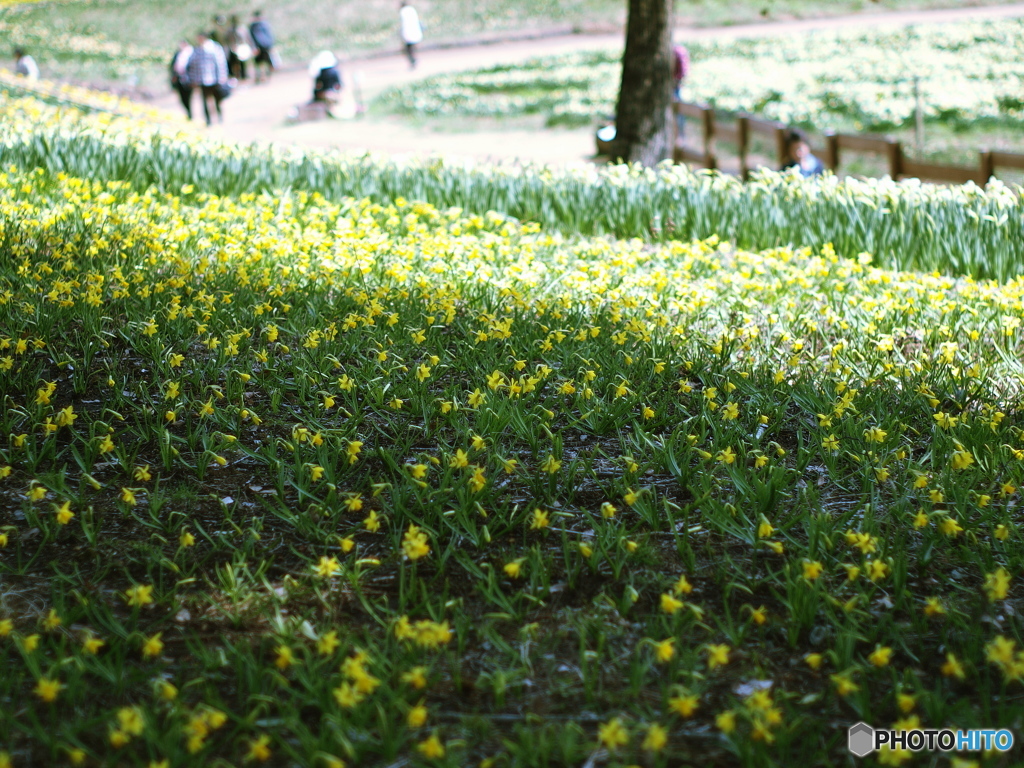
[2,0,1018,90]
[379,17,1024,170]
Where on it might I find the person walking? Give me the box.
[671,44,690,143]
[186,32,229,126]
[399,1,423,69]
[210,15,230,45]
[170,39,194,120]
[13,48,39,80]
[225,15,253,81]
[249,10,275,84]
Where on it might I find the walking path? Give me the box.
[151,2,1024,167]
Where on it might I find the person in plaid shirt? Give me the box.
[186,33,229,126]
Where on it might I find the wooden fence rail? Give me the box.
[671,101,1024,185]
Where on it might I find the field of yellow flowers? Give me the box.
[2,97,1024,281]
[2,93,1024,768]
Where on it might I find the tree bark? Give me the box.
[612,0,674,165]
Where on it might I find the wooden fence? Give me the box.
[672,101,1024,184]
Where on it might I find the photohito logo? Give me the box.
[847,722,1014,756]
[848,722,874,757]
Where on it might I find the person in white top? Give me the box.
[14,49,39,80]
[399,1,422,69]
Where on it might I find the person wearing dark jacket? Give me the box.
[249,10,275,84]
[309,50,342,110]
[170,40,194,120]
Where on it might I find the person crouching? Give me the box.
[310,51,342,115]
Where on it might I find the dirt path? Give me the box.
[151,2,1024,166]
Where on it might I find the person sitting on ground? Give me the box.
[782,129,825,177]
[309,50,342,110]
[13,48,39,80]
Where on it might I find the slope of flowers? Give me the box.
[2,162,1024,767]
[0,70,183,123]
[382,18,1024,131]
[2,96,1024,280]
[0,10,161,82]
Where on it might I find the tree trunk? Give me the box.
[612,0,674,165]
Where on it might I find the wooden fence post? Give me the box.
[774,126,788,169]
[979,151,994,185]
[702,107,716,170]
[824,132,839,173]
[737,116,749,180]
[668,101,1024,185]
[886,139,903,179]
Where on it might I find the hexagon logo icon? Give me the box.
[848,722,875,757]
